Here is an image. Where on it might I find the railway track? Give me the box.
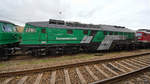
[91,63,150,84]
[0,53,150,84]
[100,66,150,84]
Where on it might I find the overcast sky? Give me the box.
[0,0,150,30]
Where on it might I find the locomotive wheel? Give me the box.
[48,47,63,56]
[31,49,39,57]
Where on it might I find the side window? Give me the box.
[31,28,36,32]
[104,31,107,35]
[41,29,46,33]
[67,29,73,34]
[109,31,113,35]
[25,28,29,32]
[90,30,97,36]
[26,28,36,32]
[83,30,88,35]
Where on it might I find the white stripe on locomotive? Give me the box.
[80,36,93,43]
[97,35,126,50]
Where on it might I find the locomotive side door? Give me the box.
[40,28,47,44]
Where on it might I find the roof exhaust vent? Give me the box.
[114,26,125,28]
[49,19,65,25]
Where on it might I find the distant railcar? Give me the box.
[0,20,21,60]
[136,29,150,43]
[136,29,150,48]
[20,19,135,56]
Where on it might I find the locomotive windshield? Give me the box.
[2,24,17,32]
[2,24,13,32]
[136,33,142,36]
[13,26,17,32]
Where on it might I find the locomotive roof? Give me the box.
[137,29,150,32]
[27,21,134,33]
[0,20,15,25]
[137,29,150,33]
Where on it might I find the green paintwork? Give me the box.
[0,22,21,45]
[21,24,135,45]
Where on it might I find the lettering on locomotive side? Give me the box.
[41,41,47,44]
[56,37,77,40]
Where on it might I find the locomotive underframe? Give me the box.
[0,42,19,60]
[21,40,136,56]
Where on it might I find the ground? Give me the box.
[0,49,150,73]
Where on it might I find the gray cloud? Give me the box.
[0,0,150,30]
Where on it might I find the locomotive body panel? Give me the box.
[20,19,135,56]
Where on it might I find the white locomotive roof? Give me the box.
[27,21,134,33]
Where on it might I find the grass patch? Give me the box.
[28,53,96,64]
[0,53,96,69]
[0,63,5,67]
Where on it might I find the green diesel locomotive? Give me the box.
[20,19,135,56]
[0,20,21,60]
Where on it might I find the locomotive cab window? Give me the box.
[143,33,146,36]
[83,30,88,35]
[136,33,142,36]
[67,29,73,34]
